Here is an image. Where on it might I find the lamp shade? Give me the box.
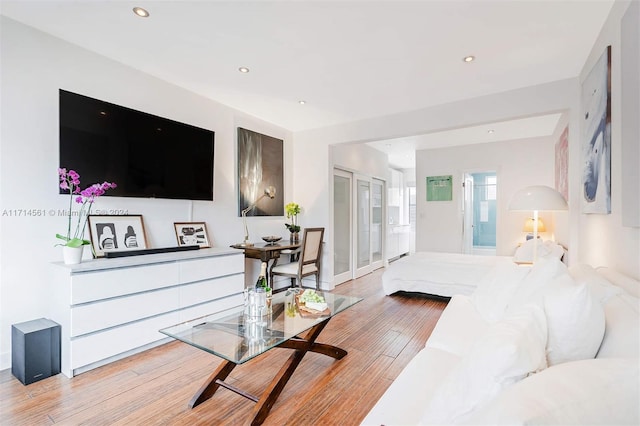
[509,185,568,211]
[523,217,546,233]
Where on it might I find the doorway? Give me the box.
[462,172,497,255]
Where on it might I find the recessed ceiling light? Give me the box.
[132,7,149,18]
[463,55,475,63]
[238,67,250,73]
[487,129,495,134]
[298,100,306,105]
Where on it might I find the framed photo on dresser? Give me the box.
[87,215,148,258]
[174,222,211,248]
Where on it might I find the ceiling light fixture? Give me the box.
[463,55,475,63]
[487,129,495,134]
[298,100,306,105]
[238,67,250,73]
[132,7,150,18]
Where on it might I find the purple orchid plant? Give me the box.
[56,168,117,248]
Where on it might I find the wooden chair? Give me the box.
[270,228,324,290]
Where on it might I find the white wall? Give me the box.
[415,136,558,256]
[575,0,640,278]
[0,18,293,369]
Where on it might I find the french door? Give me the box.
[333,169,384,284]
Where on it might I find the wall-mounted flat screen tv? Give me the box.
[59,89,214,201]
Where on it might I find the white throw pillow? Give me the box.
[543,273,606,366]
[507,256,567,312]
[458,358,640,426]
[471,262,531,323]
[420,304,548,425]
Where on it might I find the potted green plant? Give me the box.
[284,202,301,242]
[57,168,117,264]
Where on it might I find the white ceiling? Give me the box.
[1,1,613,165]
[368,112,565,169]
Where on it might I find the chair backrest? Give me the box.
[299,227,324,272]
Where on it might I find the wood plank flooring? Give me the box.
[0,268,447,425]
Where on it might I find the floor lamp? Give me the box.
[509,185,568,262]
[239,186,277,247]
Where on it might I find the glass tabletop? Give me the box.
[160,290,362,364]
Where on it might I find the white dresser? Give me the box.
[50,248,244,377]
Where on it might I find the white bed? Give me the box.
[383,240,565,297]
[382,252,513,297]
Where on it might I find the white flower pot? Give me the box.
[63,245,84,265]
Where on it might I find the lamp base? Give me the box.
[236,241,255,247]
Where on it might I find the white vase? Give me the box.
[63,245,84,265]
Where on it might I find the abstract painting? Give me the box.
[237,128,284,216]
[555,126,569,203]
[581,46,611,214]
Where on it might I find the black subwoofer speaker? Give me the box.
[11,318,61,385]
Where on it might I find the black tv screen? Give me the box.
[59,89,214,201]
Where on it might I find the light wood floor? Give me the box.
[0,268,448,425]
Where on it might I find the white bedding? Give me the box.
[382,252,514,297]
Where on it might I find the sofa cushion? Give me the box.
[421,304,548,425]
[425,295,489,356]
[360,347,460,426]
[596,293,640,358]
[568,264,639,359]
[458,358,640,426]
[569,263,623,304]
[543,273,605,366]
[596,266,640,297]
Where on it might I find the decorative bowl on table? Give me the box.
[262,236,282,244]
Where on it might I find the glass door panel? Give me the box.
[333,171,352,284]
[356,178,371,276]
[371,179,384,267]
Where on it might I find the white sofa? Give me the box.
[362,259,639,425]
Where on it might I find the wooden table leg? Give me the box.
[189,318,345,426]
[189,359,237,408]
[248,318,336,425]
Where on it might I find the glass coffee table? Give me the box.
[160,290,362,425]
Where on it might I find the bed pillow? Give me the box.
[420,304,548,425]
[457,358,640,426]
[543,273,605,366]
[513,239,564,263]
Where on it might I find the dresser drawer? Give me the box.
[179,274,244,308]
[178,254,243,283]
[71,311,180,371]
[71,287,180,337]
[71,263,179,304]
